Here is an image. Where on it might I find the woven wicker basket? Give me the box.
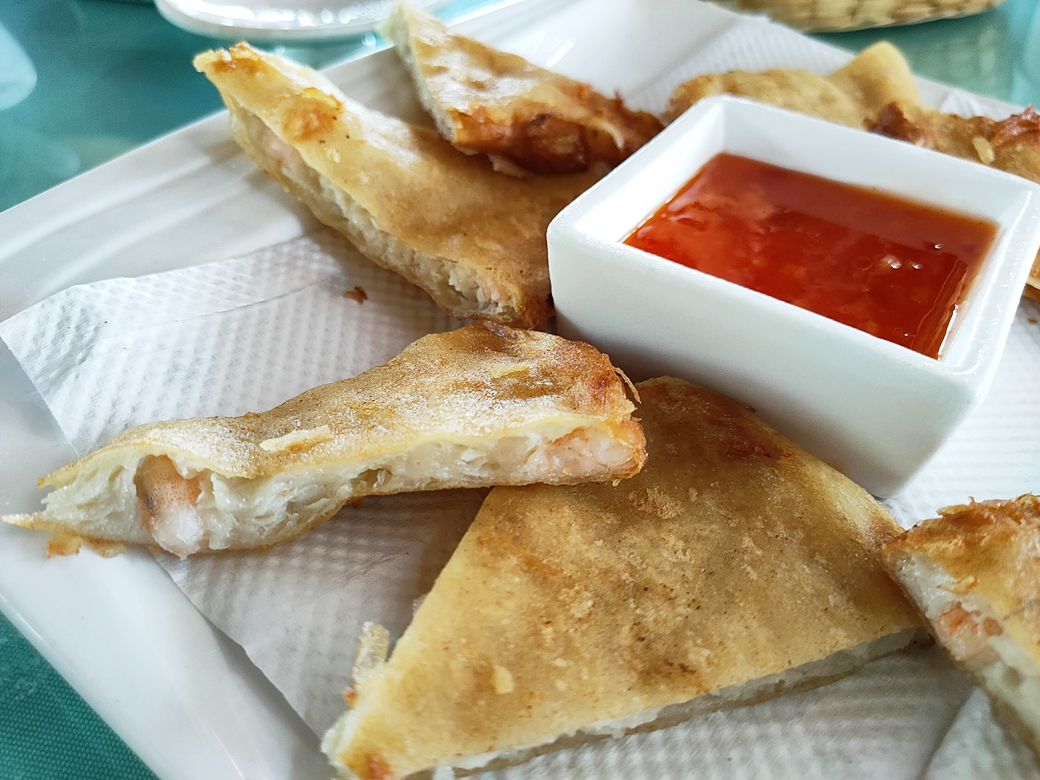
[725,0,1005,32]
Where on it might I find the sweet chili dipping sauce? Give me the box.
[624,153,997,358]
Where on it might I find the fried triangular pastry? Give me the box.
[664,42,917,126]
[385,2,662,174]
[323,377,923,779]
[194,44,601,329]
[4,324,645,557]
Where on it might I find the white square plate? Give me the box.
[0,2,1035,779]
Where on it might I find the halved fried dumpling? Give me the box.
[322,377,924,779]
[194,44,602,329]
[882,495,1040,760]
[384,1,662,174]
[3,324,646,558]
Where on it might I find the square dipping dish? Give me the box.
[548,95,1040,497]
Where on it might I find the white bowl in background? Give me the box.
[548,95,1040,497]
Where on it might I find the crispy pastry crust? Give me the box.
[326,378,923,779]
[386,2,662,174]
[664,42,1040,295]
[870,103,1040,290]
[663,42,916,126]
[882,495,1040,758]
[4,324,646,556]
[883,495,1040,654]
[194,44,601,329]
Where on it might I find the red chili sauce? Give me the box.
[624,153,997,358]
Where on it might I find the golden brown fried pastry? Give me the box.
[2,324,646,558]
[322,377,924,779]
[871,103,1040,293]
[666,68,866,126]
[384,2,662,174]
[664,42,916,125]
[194,44,602,329]
[871,104,1040,182]
[882,495,1040,760]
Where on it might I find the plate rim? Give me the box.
[0,2,1027,778]
[154,0,450,42]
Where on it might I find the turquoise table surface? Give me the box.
[1,0,1040,777]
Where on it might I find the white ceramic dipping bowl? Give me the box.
[548,95,1040,497]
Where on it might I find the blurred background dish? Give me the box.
[155,0,446,40]
[0,21,35,110]
[0,0,1036,214]
[815,6,1014,101]
[723,0,1005,31]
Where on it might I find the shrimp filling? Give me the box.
[893,552,1040,736]
[38,421,642,558]
[136,455,206,558]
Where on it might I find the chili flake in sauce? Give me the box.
[624,153,996,358]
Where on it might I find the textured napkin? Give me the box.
[0,231,455,455]
[4,239,1038,778]
[4,14,1040,779]
[924,690,1040,780]
[0,229,472,735]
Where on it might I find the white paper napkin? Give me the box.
[5,232,1038,777]
[483,649,971,780]
[924,690,1040,780]
[0,231,456,455]
[159,488,486,731]
[4,15,1040,779]
[1,229,472,733]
